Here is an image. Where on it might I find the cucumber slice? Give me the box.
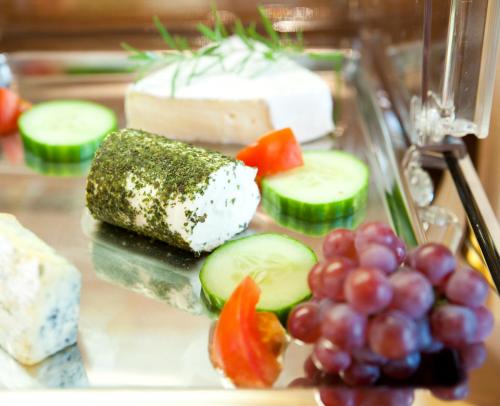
[262,150,369,222]
[24,150,92,177]
[19,100,117,163]
[265,204,367,237]
[200,233,316,320]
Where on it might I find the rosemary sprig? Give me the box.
[123,7,343,96]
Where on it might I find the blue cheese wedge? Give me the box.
[0,345,88,389]
[0,214,81,365]
[126,36,334,144]
[86,129,260,253]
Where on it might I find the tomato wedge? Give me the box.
[211,276,285,388]
[0,88,21,135]
[236,128,303,179]
[0,88,30,136]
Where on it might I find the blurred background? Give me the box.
[1,0,451,50]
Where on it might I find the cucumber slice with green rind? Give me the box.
[24,150,92,177]
[262,150,369,222]
[263,202,367,237]
[200,233,317,320]
[19,100,117,163]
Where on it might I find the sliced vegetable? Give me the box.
[19,100,117,163]
[0,88,22,135]
[264,204,366,237]
[200,233,316,320]
[24,150,92,177]
[210,276,286,388]
[262,150,369,222]
[236,127,303,179]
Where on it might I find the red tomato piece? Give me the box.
[236,128,303,178]
[211,277,284,388]
[0,88,21,135]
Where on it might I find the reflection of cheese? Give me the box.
[126,37,334,144]
[91,220,205,315]
[0,214,81,365]
[0,345,88,389]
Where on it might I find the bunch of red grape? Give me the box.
[287,222,493,401]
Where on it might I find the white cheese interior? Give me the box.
[126,162,260,252]
[126,37,334,144]
[0,214,81,366]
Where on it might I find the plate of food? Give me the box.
[0,7,496,406]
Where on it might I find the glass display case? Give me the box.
[1,1,499,404]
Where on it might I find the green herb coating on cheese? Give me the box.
[85,128,237,251]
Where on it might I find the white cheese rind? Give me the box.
[126,37,334,144]
[0,214,81,365]
[126,162,260,252]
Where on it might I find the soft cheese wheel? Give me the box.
[125,37,334,145]
[0,214,81,366]
[86,129,260,252]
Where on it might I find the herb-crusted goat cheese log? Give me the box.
[86,129,260,252]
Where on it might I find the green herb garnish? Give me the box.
[122,6,343,96]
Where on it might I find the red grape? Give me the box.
[431,382,469,400]
[460,342,486,370]
[368,310,419,359]
[436,272,453,294]
[352,347,388,366]
[424,340,444,354]
[308,262,325,298]
[416,318,444,353]
[355,222,398,250]
[445,267,489,308]
[359,244,398,274]
[316,297,335,321]
[303,354,321,381]
[403,248,416,267]
[471,306,494,343]
[389,269,434,318]
[319,387,356,406]
[340,362,380,386]
[411,243,456,285]
[416,318,431,349]
[344,267,393,315]
[322,304,367,350]
[321,257,355,301]
[393,238,407,265]
[358,388,414,406]
[431,305,477,348]
[355,222,406,263]
[382,352,421,379]
[287,302,321,343]
[323,228,358,262]
[288,377,314,388]
[312,338,352,373]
